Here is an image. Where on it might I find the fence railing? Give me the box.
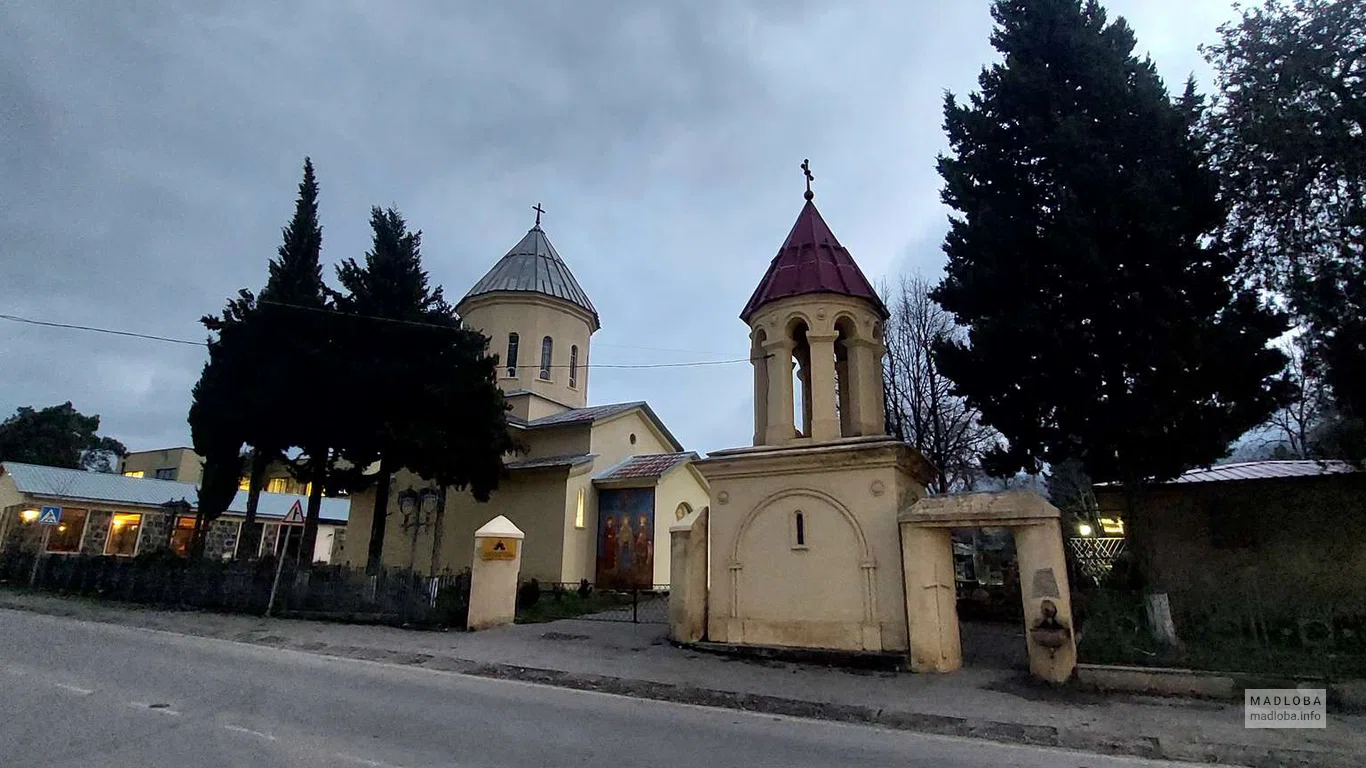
[0,549,471,629]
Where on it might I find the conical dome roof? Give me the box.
[740,199,887,323]
[462,224,599,330]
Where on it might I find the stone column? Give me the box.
[763,338,796,445]
[668,506,708,644]
[835,353,854,437]
[806,332,840,442]
[468,515,524,630]
[1014,520,1077,683]
[752,341,769,446]
[900,524,962,673]
[847,337,887,437]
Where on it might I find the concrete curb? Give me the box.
[0,597,1357,767]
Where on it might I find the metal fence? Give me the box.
[0,549,471,628]
[522,581,670,624]
[1066,536,1126,586]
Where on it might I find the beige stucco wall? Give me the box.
[560,469,596,583]
[459,293,595,410]
[120,448,203,483]
[699,440,930,653]
[590,411,673,463]
[652,464,710,587]
[347,468,572,582]
[518,425,592,460]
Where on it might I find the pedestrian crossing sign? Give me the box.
[37,506,61,525]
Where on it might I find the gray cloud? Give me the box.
[0,0,1232,455]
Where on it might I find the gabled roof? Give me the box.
[740,199,887,322]
[461,224,600,330]
[512,401,684,452]
[504,453,596,471]
[0,462,350,523]
[593,452,698,483]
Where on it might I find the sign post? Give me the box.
[29,506,62,586]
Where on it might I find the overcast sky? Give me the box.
[1,0,1235,458]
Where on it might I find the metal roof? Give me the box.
[461,225,599,330]
[1096,460,1358,487]
[514,401,684,452]
[593,452,697,483]
[1,462,350,523]
[504,453,596,471]
[741,199,887,323]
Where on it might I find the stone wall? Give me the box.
[83,510,113,555]
[137,511,174,555]
[332,526,347,562]
[205,519,242,560]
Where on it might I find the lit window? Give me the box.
[105,513,142,556]
[266,477,290,494]
[506,332,519,377]
[19,509,39,524]
[123,470,145,478]
[169,516,197,557]
[569,345,579,388]
[238,476,251,491]
[575,488,585,529]
[540,336,553,380]
[46,509,87,553]
[154,467,176,480]
[1099,517,1125,535]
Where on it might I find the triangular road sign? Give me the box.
[283,499,304,524]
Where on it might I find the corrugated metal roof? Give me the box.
[741,199,887,323]
[1,462,350,523]
[1166,460,1357,485]
[512,401,684,452]
[504,453,596,471]
[1096,460,1358,487]
[461,225,599,330]
[593,452,697,483]
[524,401,645,428]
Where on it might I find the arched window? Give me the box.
[793,510,807,548]
[569,345,579,388]
[506,333,519,377]
[540,336,553,380]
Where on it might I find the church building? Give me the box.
[342,213,708,587]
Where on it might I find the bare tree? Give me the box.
[1263,332,1329,459]
[882,273,1000,493]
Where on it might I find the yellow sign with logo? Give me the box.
[480,537,518,561]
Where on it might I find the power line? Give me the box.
[0,313,203,347]
[0,311,758,369]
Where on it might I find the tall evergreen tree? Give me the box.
[194,158,332,561]
[1204,0,1366,460]
[931,0,1289,640]
[334,206,513,573]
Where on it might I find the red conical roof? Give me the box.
[740,199,888,323]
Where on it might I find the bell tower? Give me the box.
[741,160,889,446]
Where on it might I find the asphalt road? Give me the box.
[0,609,1185,768]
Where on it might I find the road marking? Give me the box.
[336,755,405,768]
[223,724,277,741]
[52,682,94,695]
[128,701,180,716]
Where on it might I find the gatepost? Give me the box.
[467,515,524,630]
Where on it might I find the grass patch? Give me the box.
[516,591,636,624]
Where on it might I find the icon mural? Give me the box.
[595,488,655,589]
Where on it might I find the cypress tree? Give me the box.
[931,0,1289,639]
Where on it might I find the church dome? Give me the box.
[462,224,599,331]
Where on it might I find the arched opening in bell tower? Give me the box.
[752,328,770,444]
[789,319,812,438]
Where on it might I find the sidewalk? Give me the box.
[1,590,1361,767]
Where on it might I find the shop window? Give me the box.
[46,509,87,554]
[105,513,142,556]
[169,516,197,557]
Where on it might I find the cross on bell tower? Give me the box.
[532,203,545,227]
